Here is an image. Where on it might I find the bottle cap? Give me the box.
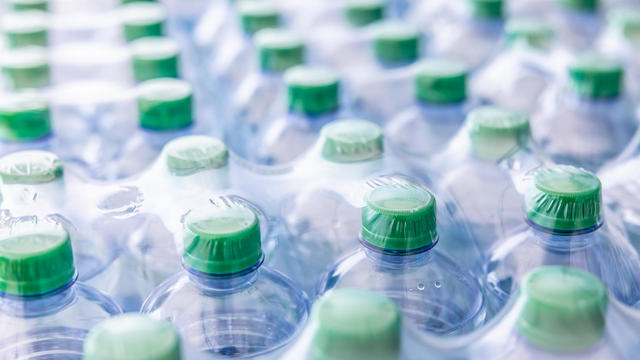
[467,106,530,161]
[255,29,304,72]
[0,150,62,184]
[415,58,467,103]
[558,0,598,11]
[0,90,51,141]
[361,183,437,252]
[238,1,280,35]
[470,0,503,19]
[120,2,166,42]
[568,55,623,99]
[164,135,228,176]
[608,8,640,43]
[0,219,75,296]
[3,10,48,48]
[312,289,402,360]
[525,165,602,232]
[321,119,384,163]
[131,37,180,82]
[373,21,420,63]
[346,0,385,27]
[137,78,193,130]
[183,203,262,275]
[518,266,607,351]
[285,66,340,115]
[505,18,554,49]
[84,315,181,360]
[1,46,50,89]
[10,0,47,11]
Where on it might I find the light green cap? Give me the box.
[415,58,468,104]
[137,78,193,130]
[1,46,50,89]
[467,106,530,161]
[505,18,554,49]
[9,0,47,11]
[526,165,602,232]
[0,150,62,185]
[237,1,280,35]
[84,315,181,360]
[164,135,229,176]
[3,11,48,48]
[568,55,623,99]
[0,219,75,296]
[608,8,640,43]
[346,0,385,27]
[255,29,304,72]
[373,21,420,63]
[183,203,262,275]
[0,91,51,141]
[121,0,157,4]
[120,2,166,42]
[311,289,401,360]
[131,37,180,82]
[285,66,340,115]
[470,0,503,19]
[518,266,607,351]
[320,119,384,163]
[558,0,598,11]
[361,183,437,252]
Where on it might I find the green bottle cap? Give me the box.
[255,29,304,73]
[568,55,623,99]
[137,78,193,130]
[415,58,468,104]
[121,0,157,4]
[3,11,48,48]
[285,66,340,115]
[525,165,602,232]
[0,90,51,141]
[164,135,229,176]
[608,8,640,43]
[183,203,262,275]
[311,289,402,360]
[84,315,181,360]
[470,0,503,19]
[0,219,75,296]
[120,2,166,42]
[361,183,437,252]
[9,0,47,11]
[1,46,50,89]
[518,266,608,351]
[505,18,554,49]
[467,106,530,161]
[558,0,598,11]
[345,0,385,27]
[131,37,180,82]
[320,119,384,163]
[237,1,280,35]
[373,21,420,63]
[0,150,62,185]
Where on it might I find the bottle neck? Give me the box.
[0,277,77,318]
[167,167,230,193]
[0,179,67,214]
[185,256,263,294]
[528,219,602,251]
[361,237,437,269]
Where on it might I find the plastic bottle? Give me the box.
[0,217,121,359]
[141,201,309,358]
[551,0,604,51]
[532,55,638,172]
[486,165,640,315]
[318,182,486,335]
[386,58,471,157]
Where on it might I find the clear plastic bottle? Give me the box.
[532,55,638,172]
[226,28,305,159]
[318,182,486,335]
[141,201,309,358]
[550,0,604,51]
[386,58,471,157]
[0,218,121,359]
[282,288,414,360]
[486,165,640,315]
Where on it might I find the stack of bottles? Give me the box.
[2,0,640,358]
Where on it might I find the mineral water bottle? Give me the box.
[386,58,471,157]
[142,201,309,358]
[532,55,638,172]
[318,182,486,335]
[551,0,603,51]
[0,217,121,358]
[486,165,640,315]
[225,28,305,159]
